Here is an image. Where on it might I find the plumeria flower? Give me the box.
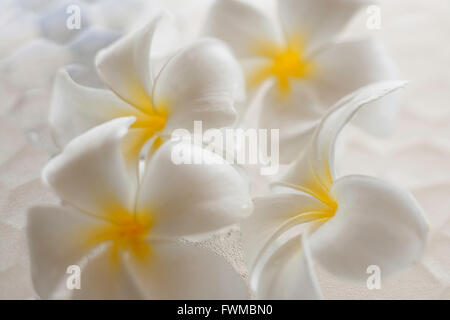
[203,0,399,163]
[50,15,245,164]
[27,117,252,299]
[241,81,429,299]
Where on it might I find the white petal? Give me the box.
[252,230,323,299]
[125,240,248,299]
[241,192,328,273]
[154,38,244,134]
[311,38,400,135]
[50,69,146,148]
[279,0,369,55]
[137,140,253,237]
[27,205,104,299]
[43,118,138,220]
[309,175,429,280]
[96,16,162,111]
[258,81,322,164]
[71,249,143,300]
[202,0,282,59]
[279,81,406,197]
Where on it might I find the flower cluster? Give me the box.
[27,0,428,299]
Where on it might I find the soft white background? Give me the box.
[0,0,449,299]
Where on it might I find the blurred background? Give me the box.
[0,0,449,299]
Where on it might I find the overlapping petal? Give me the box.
[71,249,144,300]
[278,81,406,198]
[153,38,244,134]
[311,38,400,135]
[27,205,104,299]
[43,117,139,220]
[309,175,429,280]
[279,0,370,55]
[96,17,162,111]
[125,241,248,299]
[258,81,322,163]
[241,192,328,273]
[253,232,322,299]
[137,140,253,237]
[50,70,146,147]
[203,0,282,60]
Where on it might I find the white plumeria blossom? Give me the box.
[27,117,252,299]
[203,0,399,163]
[50,15,245,161]
[241,81,429,299]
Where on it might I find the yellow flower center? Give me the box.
[122,103,169,163]
[295,186,337,228]
[131,107,168,131]
[85,206,154,266]
[273,156,338,235]
[249,36,315,96]
[250,185,336,276]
